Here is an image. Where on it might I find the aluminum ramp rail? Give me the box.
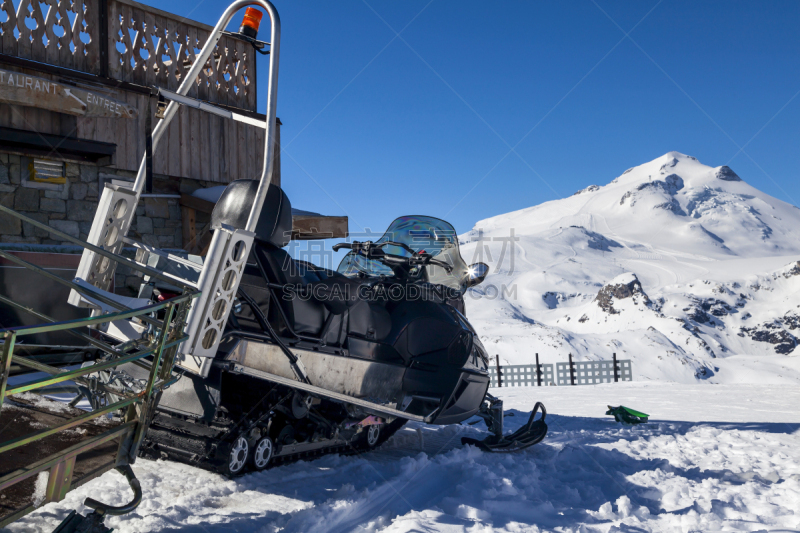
[0,206,199,528]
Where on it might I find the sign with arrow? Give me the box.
[0,68,138,119]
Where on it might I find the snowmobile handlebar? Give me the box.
[333,241,454,272]
[333,240,413,254]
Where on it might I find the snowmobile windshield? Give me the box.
[336,215,470,291]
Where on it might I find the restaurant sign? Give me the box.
[0,68,138,119]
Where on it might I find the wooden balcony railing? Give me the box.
[0,0,257,111]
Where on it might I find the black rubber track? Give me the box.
[270,418,408,467]
[142,418,409,478]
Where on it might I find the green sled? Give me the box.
[606,405,649,425]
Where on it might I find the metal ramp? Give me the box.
[0,206,198,527]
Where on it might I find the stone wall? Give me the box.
[0,152,216,248]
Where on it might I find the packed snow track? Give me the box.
[7,383,799,532]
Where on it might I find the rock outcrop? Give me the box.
[595,273,650,314]
[715,166,742,181]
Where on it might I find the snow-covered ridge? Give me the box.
[461,152,800,383]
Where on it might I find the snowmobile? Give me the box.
[0,1,547,530]
[45,0,547,479]
[135,183,549,474]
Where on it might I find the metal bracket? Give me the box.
[179,226,254,376]
[155,87,267,129]
[68,184,138,307]
[45,456,76,504]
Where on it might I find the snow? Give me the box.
[7,383,799,532]
[191,185,227,204]
[30,473,48,509]
[608,272,638,286]
[459,152,800,383]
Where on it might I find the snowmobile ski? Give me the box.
[461,396,548,452]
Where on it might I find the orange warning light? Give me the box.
[239,8,262,39]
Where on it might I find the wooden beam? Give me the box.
[0,126,115,163]
[179,193,215,214]
[181,206,196,249]
[291,216,348,240]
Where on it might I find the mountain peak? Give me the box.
[472,152,800,260]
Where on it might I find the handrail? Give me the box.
[0,295,193,336]
[4,336,187,396]
[0,249,161,329]
[0,205,197,291]
[0,273,193,521]
[0,294,148,363]
[0,397,138,454]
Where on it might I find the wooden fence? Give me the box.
[0,0,256,112]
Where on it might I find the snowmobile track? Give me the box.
[143,418,409,477]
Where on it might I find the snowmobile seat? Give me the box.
[211,180,391,343]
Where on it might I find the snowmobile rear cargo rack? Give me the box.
[0,0,282,525]
[68,0,283,381]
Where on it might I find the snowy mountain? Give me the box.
[460,152,800,383]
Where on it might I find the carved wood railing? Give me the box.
[0,0,256,111]
[0,0,99,73]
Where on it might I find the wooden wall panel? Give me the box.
[0,68,265,184]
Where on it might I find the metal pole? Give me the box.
[129,303,176,460]
[145,109,153,194]
[613,352,618,382]
[569,353,575,386]
[244,3,281,232]
[131,0,281,209]
[495,354,502,388]
[535,352,541,387]
[0,331,16,411]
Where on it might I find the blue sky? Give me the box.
[146,0,800,239]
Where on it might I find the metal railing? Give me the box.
[0,204,199,527]
[488,364,555,388]
[555,357,633,386]
[489,353,633,388]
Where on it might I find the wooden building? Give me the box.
[0,0,345,292]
